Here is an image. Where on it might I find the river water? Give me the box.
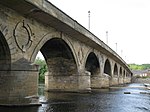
[0,83,150,112]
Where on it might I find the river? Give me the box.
[0,83,150,112]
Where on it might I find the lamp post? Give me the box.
[88,11,90,30]
[115,43,117,52]
[121,50,123,57]
[106,31,108,45]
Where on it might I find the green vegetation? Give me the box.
[135,75,150,79]
[34,57,150,82]
[35,57,47,83]
[141,76,150,79]
[128,64,150,70]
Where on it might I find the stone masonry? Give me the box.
[0,0,132,104]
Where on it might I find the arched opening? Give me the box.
[35,51,47,83]
[119,67,122,77]
[85,52,100,76]
[123,70,126,78]
[126,72,129,77]
[104,59,111,76]
[35,38,77,82]
[0,31,11,103]
[40,38,77,76]
[35,51,47,96]
[114,63,118,76]
[0,32,11,70]
[35,38,78,91]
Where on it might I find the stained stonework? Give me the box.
[0,70,38,104]
[14,20,33,52]
[0,0,132,104]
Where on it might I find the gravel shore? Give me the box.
[133,78,150,84]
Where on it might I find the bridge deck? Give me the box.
[0,0,131,73]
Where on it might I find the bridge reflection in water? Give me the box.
[0,83,149,112]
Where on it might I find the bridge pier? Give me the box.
[45,70,91,92]
[91,76,101,89]
[124,77,131,84]
[118,77,124,84]
[0,67,38,104]
[91,75,109,89]
[0,71,11,103]
[110,77,119,86]
[0,0,132,104]
[45,72,79,92]
[78,70,91,92]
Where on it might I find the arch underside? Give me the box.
[40,38,81,91]
[104,59,111,76]
[123,70,126,77]
[120,67,122,77]
[0,32,11,70]
[41,38,77,76]
[85,52,100,76]
[0,32,12,103]
[114,64,118,76]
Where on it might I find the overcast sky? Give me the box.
[46,0,150,64]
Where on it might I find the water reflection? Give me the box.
[0,83,150,112]
[0,107,39,112]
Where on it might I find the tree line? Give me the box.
[128,64,150,70]
[35,57,47,83]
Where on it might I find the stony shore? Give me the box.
[133,78,150,84]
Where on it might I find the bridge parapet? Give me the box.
[25,0,130,73]
[0,0,131,73]
[0,0,132,104]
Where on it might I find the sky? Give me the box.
[43,0,150,64]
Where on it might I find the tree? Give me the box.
[35,57,47,83]
[128,63,150,70]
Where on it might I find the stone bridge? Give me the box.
[0,0,132,103]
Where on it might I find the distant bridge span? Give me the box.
[0,0,132,103]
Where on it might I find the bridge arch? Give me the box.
[0,31,11,102]
[123,70,126,78]
[0,31,11,70]
[126,72,129,77]
[85,52,100,76]
[104,59,111,76]
[30,33,90,91]
[30,33,78,68]
[113,63,118,77]
[119,67,122,77]
[40,38,77,76]
[0,0,133,103]
[39,37,79,91]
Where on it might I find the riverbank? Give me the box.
[1,83,150,112]
[133,77,150,83]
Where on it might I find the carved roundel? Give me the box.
[14,20,33,52]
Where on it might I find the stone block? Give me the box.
[0,70,38,104]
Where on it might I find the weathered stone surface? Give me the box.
[45,73,79,91]
[133,78,150,83]
[110,77,119,86]
[119,77,124,84]
[0,0,132,104]
[0,70,38,104]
